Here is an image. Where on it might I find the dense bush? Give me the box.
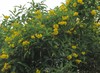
[0,0,100,73]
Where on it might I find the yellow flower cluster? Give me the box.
[5,37,12,44]
[91,10,96,15]
[35,34,42,38]
[81,51,86,55]
[75,59,82,64]
[31,35,35,39]
[35,10,42,19]
[73,12,79,16]
[9,44,15,48]
[52,24,59,35]
[97,6,100,10]
[66,0,71,5]
[0,53,9,59]
[22,40,30,46]
[73,2,77,7]
[72,45,77,49]
[77,0,84,4]
[58,21,67,25]
[36,69,41,73]
[67,55,72,60]
[72,53,78,58]
[59,4,67,11]
[49,10,56,15]
[94,23,100,27]
[4,15,10,19]
[13,31,20,36]
[34,10,41,15]
[62,16,69,20]
[1,63,11,72]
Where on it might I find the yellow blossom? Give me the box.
[0,54,9,59]
[72,53,78,58]
[5,37,12,43]
[67,55,72,60]
[22,40,30,46]
[66,0,71,5]
[4,15,10,19]
[49,10,56,15]
[73,12,79,16]
[77,0,84,4]
[95,23,100,27]
[72,45,77,49]
[73,3,77,7]
[97,6,100,10]
[53,24,59,29]
[9,44,15,48]
[75,59,82,64]
[34,10,41,15]
[52,29,59,35]
[91,10,96,15]
[13,31,20,36]
[36,69,41,73]
[62,16,69,20]
[1,63,11,72]
[59,4,67,11]
[81,51,86,55]
[31,35,35,39]
[58,21,67,25]
[35,34,43,38]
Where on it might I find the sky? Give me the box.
[0,0,65,22]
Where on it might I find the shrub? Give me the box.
[0,0,100,73]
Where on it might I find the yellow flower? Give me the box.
[49,10,56,15]
[34,10,41,15]
[31,35,35,39]
[36,69,41,73]
[0,54,9,59]
[73,12,78,16]
[59,4,67,11]
[13,31,20,36]
[5,37,12,43]
[1,63,11,72]
[72,53,78,58]
[67,55,72,60]
[94,23,100,27]
[22,40,30,46]
[35,34,43,38]
[66,0,71,5]
[53,24,59,29]
[77,0,84,4]
[9,44,15,48]
[73,3,77,7]
[66,30,72,35]
[35,14,42,19]
[58,21,67,25]
[4,15,10,19]
[97,6,100,10]
[91,10,96,15]
[81,51,86,55]
[75,59,82,64]
[52,29,59,35]
[72,45,77,49]
[62,16,69,20]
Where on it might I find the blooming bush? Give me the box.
[0,0,100,73]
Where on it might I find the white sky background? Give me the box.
[0,0,65,22]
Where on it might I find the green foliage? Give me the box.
[0,0,100,73]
